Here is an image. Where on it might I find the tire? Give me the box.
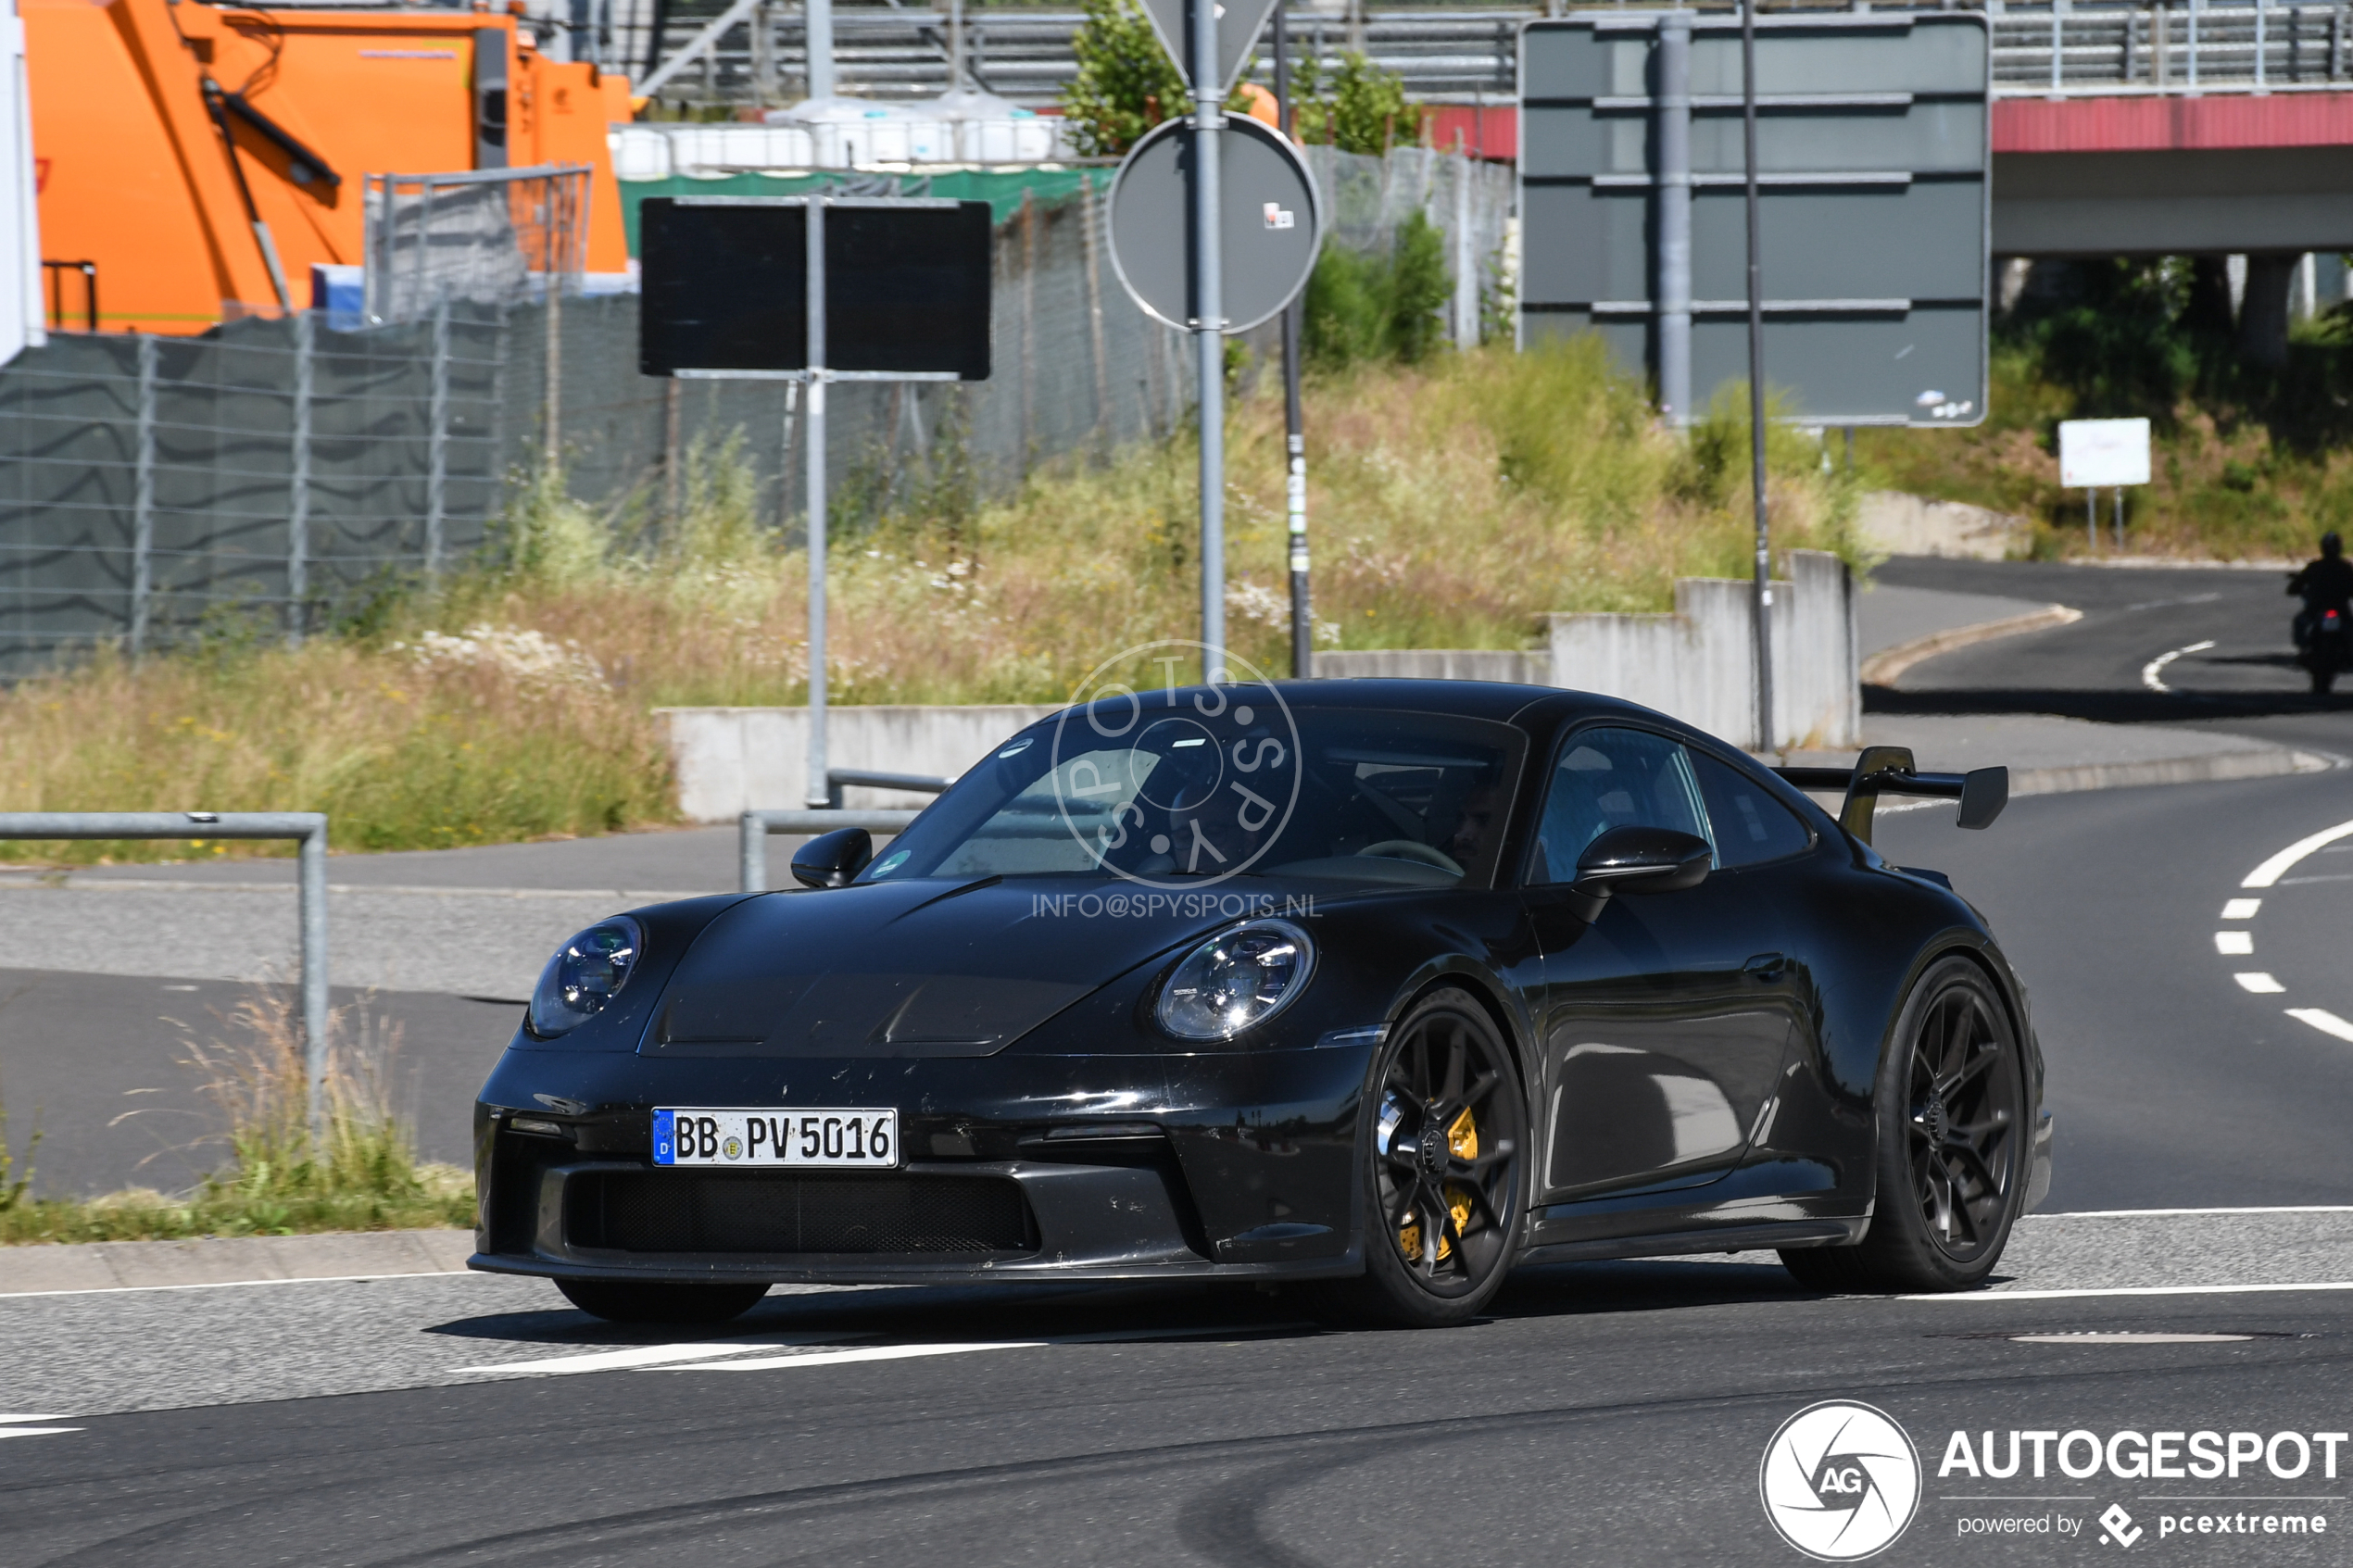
[1312,987,1529,1329]
[556,1278,771,1324]
[1779,957,2029,1294]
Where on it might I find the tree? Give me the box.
[1291,53,1414,155]
[1060,0,1191,158]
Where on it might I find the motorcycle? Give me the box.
[2295,602,2352,696]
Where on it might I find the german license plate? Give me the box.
[653,1108,899,1169]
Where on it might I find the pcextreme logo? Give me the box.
[1761,1401,1924,1561]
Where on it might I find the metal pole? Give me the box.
[298,819,330,1142]
[2190,0,2201,88]
[741,810,766,892]
[287,308,314,645]
[807,0,835,96]
[2087,487,2097,550]
[1452,142,1475,347]
[1742,0,1774,754]
[1080,170,1112,453]
[950,0,964,91]
[2114,485,2126,547]
[2257,0,2268,89]
[1192,0,1226,684]
[805,194,831,808]
[1658,11,1692,424]
[1277,0,1312,679]
[543,251,562,471]
[131,334,157,657]
[2051,5,2063,92]
[426,300,449,577]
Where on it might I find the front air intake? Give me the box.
[567,1170,1036,1255]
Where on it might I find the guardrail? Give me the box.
[633,3,2347,109]
[736,769,950,891]
[0,812,330,1132]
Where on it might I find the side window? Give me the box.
[1528,727,1713,884]
[1691,751,1814,869]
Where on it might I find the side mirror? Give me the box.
[791,827,873,889]
[1565,825,1713,922]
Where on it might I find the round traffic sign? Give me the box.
[1105,115,1324,335]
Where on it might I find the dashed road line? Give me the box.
[1911,1282,2353,1303]
[2244,820,2353,888]
[2215,931,2254,955]
[2285,1009,2353,1044]
[2222,897,2262,920]
[2143,639,2216,693]
[2235,972,2285,994]
[0,1414,81,1440]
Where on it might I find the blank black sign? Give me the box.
[639,197,992,380]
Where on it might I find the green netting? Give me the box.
[617,168,1103,254]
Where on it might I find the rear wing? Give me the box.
[1772,746,2007,847]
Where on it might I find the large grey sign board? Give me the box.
[1139,0,1281,97]
[1518,13,1990,427]
[1108,114,1323,334]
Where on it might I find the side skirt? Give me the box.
[1515,1218,1868,1267]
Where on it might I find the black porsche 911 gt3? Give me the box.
[471,679,2051,1328]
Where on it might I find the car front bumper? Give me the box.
[468,1038,1380,1286]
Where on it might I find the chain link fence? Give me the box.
[1,150,1512,680]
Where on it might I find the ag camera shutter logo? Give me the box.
[1760,1401,1922,1561]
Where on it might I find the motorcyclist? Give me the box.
[2289,532,2353,694]
[2290,532,2353,620]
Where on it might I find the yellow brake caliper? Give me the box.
[1399,1108,1479,1261]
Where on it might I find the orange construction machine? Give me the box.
[24,0,631,333]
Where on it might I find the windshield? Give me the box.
[860,698,1524,891]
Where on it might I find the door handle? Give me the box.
[1743,952,1788,982]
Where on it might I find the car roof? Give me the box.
[1051,678,1663,730]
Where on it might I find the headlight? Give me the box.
[529,917,644,1038]
[1156,920,1315,1041]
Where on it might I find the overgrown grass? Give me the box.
[0,339,1866,861]
[1856,259,2353,560]
[0,991,474,1245]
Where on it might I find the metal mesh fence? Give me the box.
[363,166,592,327]
[0,150,1509,679]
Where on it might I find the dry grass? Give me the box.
[0,339,1867,860]
[0,989,474,1244]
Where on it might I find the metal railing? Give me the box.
[736,769,948,890]
[362,164,591,329]
[630,3,2353,107]
[0,813,332,1132]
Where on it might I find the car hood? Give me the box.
[644,877,1274,1058]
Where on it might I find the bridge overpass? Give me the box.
[620,3,2353,272]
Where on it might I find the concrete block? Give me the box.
[655,705,1060,823]
[1315,649,1550,684]
[1857,490,2029,560]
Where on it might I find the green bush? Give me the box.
[1292,52,1414,155]
[1304,212,1452,369]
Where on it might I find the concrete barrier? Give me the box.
[1856,491,2029,560]
[1321,550,1860,751]
[655,704,1058,822]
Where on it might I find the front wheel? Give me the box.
[557,1278,771,1323]
[1312,988,1528,1328]
[1780,958,2028,1294]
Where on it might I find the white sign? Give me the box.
[1,0,45,366]
[2058,418,2151,488]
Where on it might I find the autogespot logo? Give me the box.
[1761,1401,1924,1562]
[1050,640,1302,894]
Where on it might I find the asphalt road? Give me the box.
[7,559,2353,1566]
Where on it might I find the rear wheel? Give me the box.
[556,1278,771,1324]
[1313,988,1527,1328]
[1780,958,2027,1294]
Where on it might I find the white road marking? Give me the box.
[2222,897,2262,920]
[1909,1282,2353,1302]
[458,1336,859,1375]
[2215,931,2254,955]
[2032,1205,2353,1217]
[0,1414,72,1422]
[2286,1008,2353,1043]
[2143,639,2216,693]
[0,1414,80,1439]
[0,1270,479,1300]
[2244,819,2353,888]
[2235,972,2286,993]
[659,1341,1046,1373]
[2010,1333,2251,1344]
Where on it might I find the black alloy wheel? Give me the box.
[1781,957,2028,1294]
[557,1278,773,1324]
[1316,987,1527,1328]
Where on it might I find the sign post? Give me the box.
[637,194,991,808]
[1126,0,1302,683]
[2058,418,2152,552]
